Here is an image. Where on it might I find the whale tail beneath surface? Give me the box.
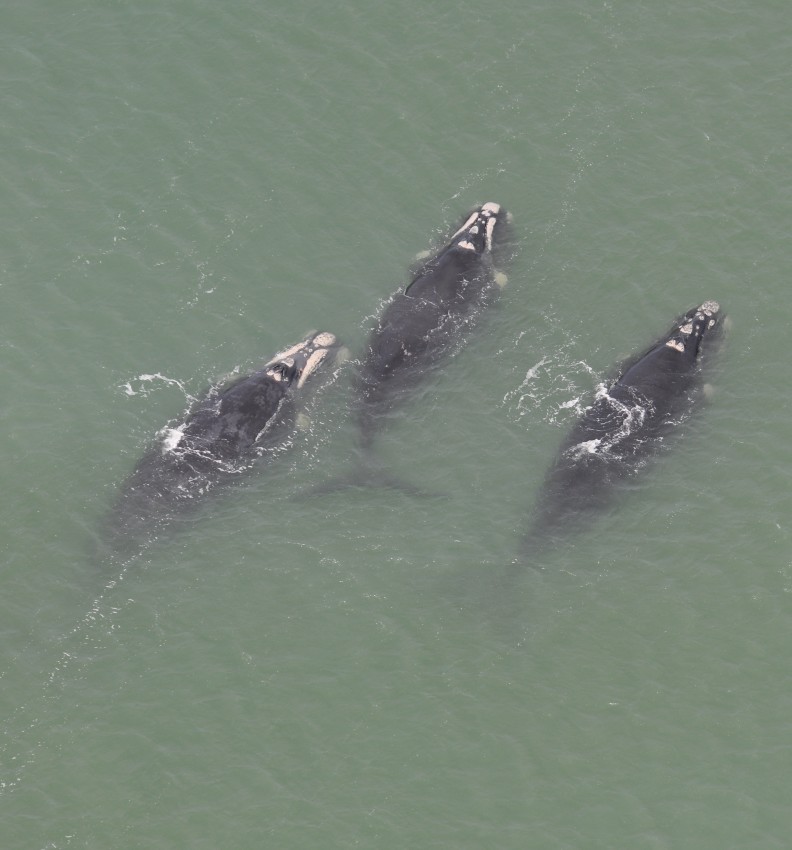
[305,449,446,500]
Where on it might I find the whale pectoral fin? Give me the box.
[334,346,353,365]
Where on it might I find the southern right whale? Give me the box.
[104,330,341,554]
[311,202,511,496]
[523,301,723,552]
[354,202,511,454]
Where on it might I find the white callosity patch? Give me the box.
[697,300,720,331]
[298,349,329,388]
[267,331,338,387]
[669,299,720,350]
[484,207,498,252]
[312,332,336,348]
[267,358,294,383]
[448,201,501,253]
[449,209,481,242]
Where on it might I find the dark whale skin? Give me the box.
[104,331,339,553]
[525,301,723,550]
[355,202,511,452]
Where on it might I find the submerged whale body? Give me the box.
[355,202,511,454]
[524,301,723,551]
[105,330,340,552]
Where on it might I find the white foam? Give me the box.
[567,437,603,458]
[121,373,189,399]
[159,426,185,452]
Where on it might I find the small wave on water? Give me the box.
[501,329,602,430]
[120,372,195,400]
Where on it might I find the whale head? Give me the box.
[665,301,721,360]
[448,201,508,256]
[264,331,340,389]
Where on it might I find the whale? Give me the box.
[523,301,723,552]
[105,330,341,552]
[354,202,511,454]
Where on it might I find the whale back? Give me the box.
[355,203,509,448]
[524,302,723,550]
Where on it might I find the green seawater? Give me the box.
[2,1,792,847]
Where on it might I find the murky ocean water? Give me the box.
[2,1,792,847]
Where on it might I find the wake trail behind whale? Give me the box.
[0,550,144,797]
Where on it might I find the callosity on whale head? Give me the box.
[263,330,340,389]
[447,201,507,255]
[665,300,721,360]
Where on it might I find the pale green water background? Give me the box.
[2,1,791,847]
